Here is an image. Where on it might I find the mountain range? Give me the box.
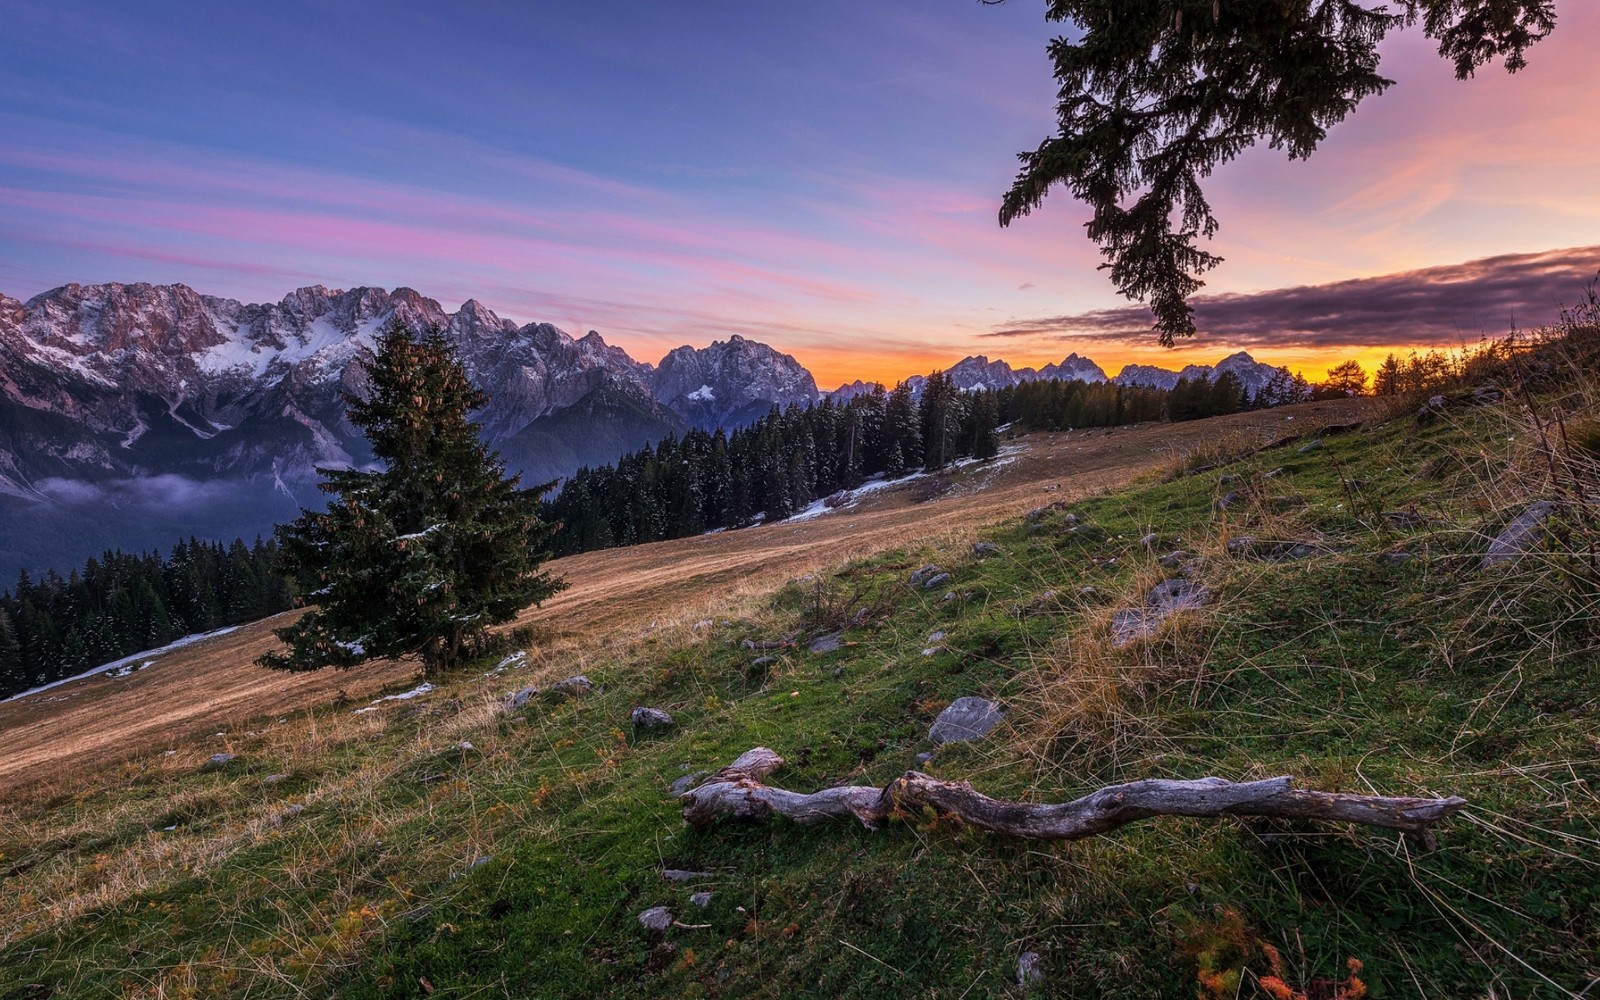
[0,281,1289,578]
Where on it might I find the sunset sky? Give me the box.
[2,1,1597,388]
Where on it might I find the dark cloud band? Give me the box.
[989,245,1600,349]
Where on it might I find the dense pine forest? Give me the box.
[540,372,1295,555]
[0,538,292,699]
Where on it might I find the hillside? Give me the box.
[0,379,1595,997]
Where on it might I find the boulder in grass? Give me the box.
[808,633,845,654]
[923,572,953,590]
[551,675,593,696]
[1481,501,1557,569]
[631,707,674,729]
[928,697,1003,745]
[1017,951,1044,986]
[638,907,674,933]
[908,565,945,588]
[973,542,1003,557]
[1112,579,1209,647]
[205,752,236,767]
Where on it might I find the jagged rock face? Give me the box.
[1036,352,1108,384]
[0,282,698,575]
[652,334,819,429]
[828,379,882,403]
[1112,351,1283,397]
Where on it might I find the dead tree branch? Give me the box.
[681,748,1467,843]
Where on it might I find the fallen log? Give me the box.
[681,748,1466,844]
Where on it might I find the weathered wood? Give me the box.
[680,748,1467,842]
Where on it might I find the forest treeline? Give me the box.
[541,370,1309,555]
[0,537,292,699]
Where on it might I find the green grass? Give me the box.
[2,398,1596,999]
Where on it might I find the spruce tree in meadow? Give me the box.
[262,320,565,679]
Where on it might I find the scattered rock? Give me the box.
[1138,533,1159,548]
[262,773,290,785]
[638,906,674,933]
[269,803,305,828]
[454,741,476,752]
[631,707,674,729]
[689,891,713,908]
[1017,951,1044,987]
[909,565,945,587]
[662,869,713,882]
[204,753,235,767]
[550,674,593,696]
[1264,466,1285,478]
[1297,439,1323,455]
[1061,513,1080,526]
[1481,501,1557,568]
[670,772,709,796]
[1379,552,1414,566]
[1218,474,1238,486]
[1111,579,1209,647]
[928,696,1004,745]
[808,632,845,653]
[973,542,1003,557]
[1227,537,1325,561]
[751,655,776,667]
[1216,491,1243,510]
[928,630,946,642]
[923,572,953,590]
[940,590,962,603]
[915,752,934,766]
[1158,550,1189,568]
[920,647,939,657]
[506,685,539,711]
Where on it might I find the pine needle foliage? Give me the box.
[262,320,565,678]
[998,0,1556,344]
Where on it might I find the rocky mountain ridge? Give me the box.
[3,279,1295,577]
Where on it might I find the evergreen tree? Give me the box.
[262,320,566,679]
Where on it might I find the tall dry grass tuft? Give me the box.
[1011,559,1216,791]
[1417,296,1600,666]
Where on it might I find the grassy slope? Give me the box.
[1,398,1596,999]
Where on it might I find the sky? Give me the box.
[2,1,1597,389]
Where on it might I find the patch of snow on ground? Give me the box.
[352,681,435,713]
[1,627,241,704]
[688,384,716,402]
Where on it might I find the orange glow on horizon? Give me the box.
[796,342,1457,394]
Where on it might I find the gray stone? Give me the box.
[915,752,934,765]
[670,772,709,796]
[1297,438,1323,454]
[923,572,953,590]
[631,707,674,729]
[262,773,290,784]
[1112,579,1209,647]
[808,632,845,653]
[1482,501,1557,568]
[1216,491,1243,510]
[751,655,776,667]
[689,891,713,908]
[973,542,1003,556]
[205,753,235,767]
[1158,550,1189,568]
[506,685,539,711]
[638,906,674,933]
[927,630,946,642]
[908,564,945,587]
[551,674,593,696]
[1264,466,1285,478]
[928,696,1004,745]
[1138,533,1159,548]
[1017,951,1044,986]
[662,869,713,882]
[1227,537,1324,561]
